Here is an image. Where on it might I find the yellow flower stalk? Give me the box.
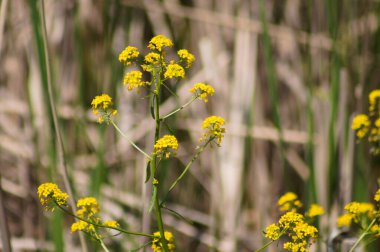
[37,183,69,210]
[118,46,139,65]
[164,61,185,79]
[148,35,173,52]
[177,49,195,68]
[351,114,370,138]
[91,94,118,124]
[189,83,215,103]
[154,135,179,158]
[200,116,226,145]
[123,70,147,91]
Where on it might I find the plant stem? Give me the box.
[254,240,275,252]
[111,121,152,160]
[160,96,197,120]
[349,218,377,252]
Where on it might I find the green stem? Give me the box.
[56,204,153,238]
[151,67,170,252]
[160,96,198,120]
[111,121,152,160]
[349,218,377,252]
[94,233,110,252]
[254,240,275,252]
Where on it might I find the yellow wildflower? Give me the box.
[344,202,374,216]
[189,83,215,103]
[278,192,302,211]
[279,212,304,229]
[371,224,380,236]
[118,46,139,65]
[151,231,175,252]
[177,49,195,68]
[200,116,226,145]
[264,224,281,240]
[369,89,380,113]
[103,220,120,228]
[76,197,100,218]
[37,183,69,210]
[164,61,185,79]
[71,220,95,233]
[292,221,318,240]
[144,52,162,64]
[154,135,179,158]
[351,114,370,138]
[306,204,325,218]
[91,94,118,124]
[337,213,352,228]
[123,70,147,91]
[283,241,308,252]
[374,189,380,202]
[148,35,173,52]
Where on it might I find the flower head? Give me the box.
[148,35,173,52]
[144,52,162,64]
[278,192,302,211]
[177,49,195,68]
[189,83,215,103]
[337,213,352,228]
[152,231,175,252]
[119,46,139,65]
[200,116,226,145]
[352,114,370,138]
[265,224,281,240]
[76,197,100,218]
[154,135,179,158]
[279,212,304,229]
[164,61,185,79]
[369,89,380,114]
[123,70,147,92]
[71,220,95,233]
[103,220,120,228]
[375,189,380,202]
[91,94,118,124]
[306,204,325,218]
[37,183,69,211]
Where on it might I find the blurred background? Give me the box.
[1,0,380,251]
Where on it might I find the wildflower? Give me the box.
[200,116,226,145]
[265,224,281,240]
[37,183,69,211]
[189,83,215,103]
[278,192,302,211]
[306,204,325,218]
[177,49,195,68]
[76,197,100,218]
[369,89,380,113]
[119,46,139,65]
[371,224,380,236]
[337,213,352,228]
[148,35,173,52]
[292,221,318,240]
[154,135,179,158]
[279,212,304,229]
[374,189,380,202]
[283,241,308,252]
[123,70,147,91]
[344,202,374,216]
[71,220,95,233]
[144,52,162,64]
[151,231,175,252]
[103,220,120,228]
[91,94,118,124]
[351,114,370,138]
[164,61,185,79]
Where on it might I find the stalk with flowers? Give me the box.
[36,35,225,252]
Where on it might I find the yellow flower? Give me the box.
[91,94,118,124]
[164,61,185,79]
[148,35,173,52]
[265,224,281,240]
[37,183,69,211]
[292,222,318,240]
[278,192,302,211]
[351,114,370,138]
[76,197,100,218]
[278,212,304,229]
[189,83,215,103]
[144,52,162,64]
[371,224,380,236]
[103,220,119,228]
[151,231,175,252]
[118,46,139,65]
[374,189,380,202]
[369,89,380,113]
[177,49,195,68]
[71,220,95,233]
[306,204,325,218]
[283,241,308,252]
[123,70,147,91]
[154,135,179,158]
[337,213,352,228]
[344,202,374,216]
[200,116,226,145]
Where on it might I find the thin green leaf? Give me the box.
[145,160,151,183]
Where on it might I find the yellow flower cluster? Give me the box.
[91,94,118,124]
[177,49,195,68]
[352,89,380,154]
[200,116,226,145]
[37,183,69,211]
[154,135,179,158]
[278,192,302,212]
[164,61,185,79]
[148,35,173,52]
[189,83,215,103]
[151,231,175,252]
[306,204,325,218]
[123,70,147,91]
[144,52,161,64]
[119,46,139,65]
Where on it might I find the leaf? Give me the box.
[150,95,155,119]
[145,160,151,183]
[148,187,157,213]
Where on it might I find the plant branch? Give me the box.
[160,96,197,120]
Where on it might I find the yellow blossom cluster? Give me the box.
[91,94,118,124]
[118,46,139,65]
[148,35,173,52]
[278,192,302,212]
[164,61,185,79]
[177,49,195,68]
[123,70,147,91]
[37,183,69,211]
[306,204,325,218]
[151,231,175,252]
[189,83,215,103]
[154,135,179,158]
[352,89,380,154]
[200,116,226,145]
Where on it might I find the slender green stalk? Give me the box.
[111,121,152,160]
[254,240,275,252]
[99,240,110,252]
[160,96,197,120]
[349,218,378,252]
[38,1,88,251]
